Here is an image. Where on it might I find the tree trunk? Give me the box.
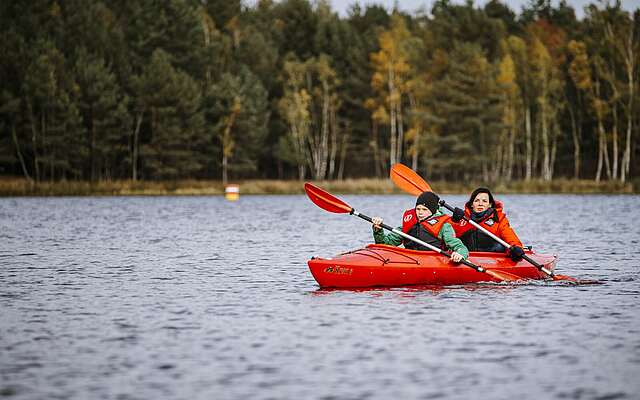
[603,125,612,180]
[319,80,330,179]
[480,123,489,182]
[549,120,558,180]
[90,110,96,182]
[612,103,619,180]
[337,131,349,180]
[494,143,504,182]
[132,112,143,181]
[328,102,338,179]
[371,119,382,178]
[409,94,420,171]
[222,153,228,185]
[620,29,635,183]
[389,106,397,167]
[222,105,239,184]
[621,91,633,183]
[41,111,47,181]
[388,66,397,167]
[27,103,40,182]
[567,98,581,179]
[506,104,516,182]
[525,107,532,181]
[607,17,636,183]
[411,130,419,171]
[532,113,540,179]
[596,119,605,182]
[293,122,307,181]
[11,124,32,182]
[43,112,51,182]
[541,102,550,181]
[396,95,404,165]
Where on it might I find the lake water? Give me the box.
[1,194,639,400]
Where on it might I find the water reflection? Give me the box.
[311,283,521,297]
[0,194,638,399]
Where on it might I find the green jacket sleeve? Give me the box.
[438,222,469,259]
[373,226,403,246]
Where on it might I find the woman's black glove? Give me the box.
[509,246,525,262]
[451,207,465,223]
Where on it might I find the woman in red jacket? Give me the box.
[451,187,525,261]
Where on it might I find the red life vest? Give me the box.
[401,209,451,250]
[451,201,522,251]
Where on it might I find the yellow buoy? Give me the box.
[225,184,239,201]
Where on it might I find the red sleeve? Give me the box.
[498,216,523,247]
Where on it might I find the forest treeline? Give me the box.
[1,0,638,185]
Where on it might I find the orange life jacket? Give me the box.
[451,202,522,251]
[401,209,451,250]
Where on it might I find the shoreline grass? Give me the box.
[0,177,636,196]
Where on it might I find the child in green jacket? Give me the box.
[371,191,468,262]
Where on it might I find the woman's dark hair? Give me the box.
[466,187,498,221]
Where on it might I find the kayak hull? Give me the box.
[308,244,557,288]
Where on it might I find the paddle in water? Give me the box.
[390,163,599,284]
[304,182,523,283]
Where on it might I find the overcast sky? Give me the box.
[328,0,638,19]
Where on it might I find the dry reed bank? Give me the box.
[0,177,636,196]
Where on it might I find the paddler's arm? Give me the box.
[372,226,403,246]
[439,223,469,259]
[497,215,523,247]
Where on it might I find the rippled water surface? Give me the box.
[1,194,639,400]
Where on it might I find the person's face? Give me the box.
[472,193,491,213]
[415,204,432,221]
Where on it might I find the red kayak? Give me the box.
[308,244,557,288]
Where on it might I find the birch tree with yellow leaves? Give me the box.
[496,50,520,181]
[279,55,341,180]
[504,35,535,180]
[279,58,312,180]
[308,55,339,180]
[369,14,412,168]
[527,21,566,181]
[594,5,638,182]
[568,39,614,182]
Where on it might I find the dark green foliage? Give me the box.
[484,0,520,34]
[204,66,269,178]
[0,0,637,183]
[430,0,507,60]
[203,0,242,31]
[133,50,204,179]
[426,44,504,181]
[22,39,85,181]
[273,0,318,59]
[73,48,130,180]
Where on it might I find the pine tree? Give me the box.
[73,48,130,180]
[426,43,505,181]
[204,66,269,183]
[132,49,205,179]
[22,39,84,181]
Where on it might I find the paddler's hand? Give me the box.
[450,252,464,263]
[451,207,465,223]
[509,246,525,262]
[372,217,383,232]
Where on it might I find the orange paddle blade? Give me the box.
[304,183,352,214]
[553,274,577,282]
[390,163,432,195]
[484,268,524,282]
